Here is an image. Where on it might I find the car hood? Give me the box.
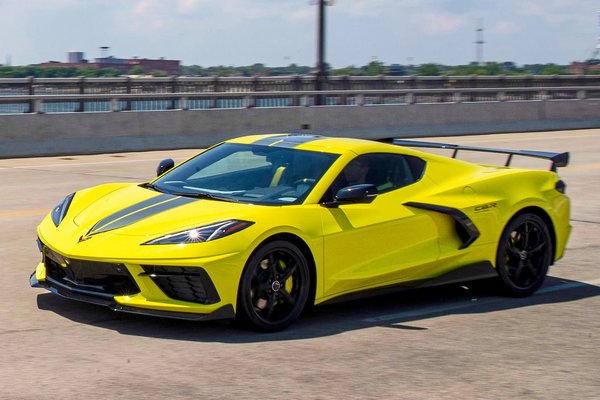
[72,184,257,237]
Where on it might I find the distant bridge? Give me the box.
[1,74,600,114]
[0,75,599,158]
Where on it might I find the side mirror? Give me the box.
[156,158,175,177]
[323,184,378,208]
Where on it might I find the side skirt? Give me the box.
[318,261,497,306]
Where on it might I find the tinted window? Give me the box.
[153,143,339,205]
[323,153,425,202]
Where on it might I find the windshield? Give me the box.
[152,143,339,205]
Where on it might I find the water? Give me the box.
[0,96,304,114]
[0,91,480,114]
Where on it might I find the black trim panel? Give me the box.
[140,265,221,305]
[30,272,235,322]
[319,261,497,306]
[416,261,496,288]
[405,201,480,249]
[111,304,235,322]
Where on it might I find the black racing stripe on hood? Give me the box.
[251,135,290,146]
[88,194,196,236]
[89,193,173,234]
[252,135,324,148]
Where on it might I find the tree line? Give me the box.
[0,61,595,78]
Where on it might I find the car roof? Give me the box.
[227,133,425,157]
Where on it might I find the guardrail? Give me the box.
[1,74,600,94]
[1,86,599,114]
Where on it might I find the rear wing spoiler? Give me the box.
[379,138,569,172]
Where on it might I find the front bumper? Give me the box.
[30,271,235,321]
[30,239,242,322]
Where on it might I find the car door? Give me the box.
[319,153,440,298]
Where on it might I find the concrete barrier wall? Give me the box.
[1,99,599,158]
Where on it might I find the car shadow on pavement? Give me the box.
[35,275,600,343]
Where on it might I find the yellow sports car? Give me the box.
[31,134,571,331]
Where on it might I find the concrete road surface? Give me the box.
[0,129,598,400]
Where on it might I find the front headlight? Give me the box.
[143,220,254,245]
[51,193,75,227]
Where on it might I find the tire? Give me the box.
[496,213,553,296]
[236,240,310,332]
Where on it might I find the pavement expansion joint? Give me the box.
[571,219,600,225]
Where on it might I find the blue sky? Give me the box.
[0,0,598,67]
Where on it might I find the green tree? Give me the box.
[97,68,121,77]
[244,63,267,76]
[541,64,567,75]
[522,64,545,74]
[181,65,207,76]
[151,70,169,77]
[129,65,145,75]
[416,63,442,76]
[364,60,387,76]
[38,67,78,78]
[483,62,501,75]
[331,65,362,76]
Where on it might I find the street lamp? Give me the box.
[314,0,334,105]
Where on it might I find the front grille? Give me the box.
[44,247,140,296]
[141,265,220,305]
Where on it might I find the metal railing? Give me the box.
[1,74,600,93]
[1,83,599,114]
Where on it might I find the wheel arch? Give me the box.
[507,206,557,264]
[250,233,318,308]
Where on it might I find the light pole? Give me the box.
[475,19,485,66]
[315,0,333,105]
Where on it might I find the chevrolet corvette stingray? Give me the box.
[31,134,571,331]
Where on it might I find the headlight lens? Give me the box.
[51,193,75,227]
[143,220,254,245]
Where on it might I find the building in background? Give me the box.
[67,51,85,63]
[37,51,181,76]
[570,12,600,74]
[569,60,600,74]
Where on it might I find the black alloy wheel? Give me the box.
[496,213,552,296]
[237,240,310,331]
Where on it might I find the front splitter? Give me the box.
[30,272,235,322]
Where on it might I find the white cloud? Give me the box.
[176,0,202,14]
[290,8,313,22]
[415,12,468,35]
[1,0,598,66]
[338,0,387,17]
[490,21,520,35]
[133,0,151,15]
[516,0,595,24]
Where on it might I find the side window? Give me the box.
[324,153,426,202]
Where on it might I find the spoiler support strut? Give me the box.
[378,138,569,172]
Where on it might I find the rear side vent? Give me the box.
[555,180,566,194]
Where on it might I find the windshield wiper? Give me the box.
[141,183,240,203]
[139,182,163,192]
[168,191,240,203]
